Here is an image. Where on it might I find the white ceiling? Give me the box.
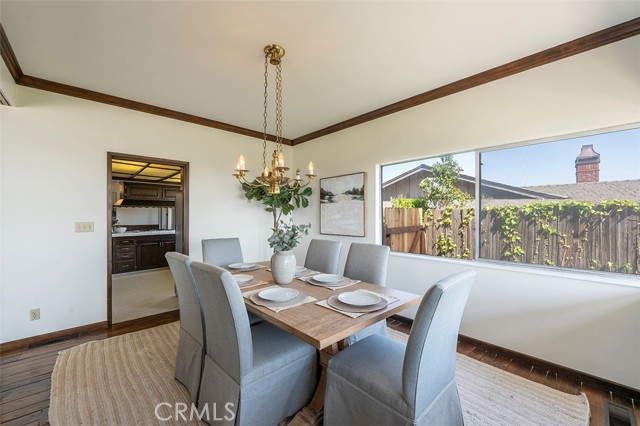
[2,1,638,139]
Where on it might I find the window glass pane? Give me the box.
[382,152,475,259]
[480,127,640,274]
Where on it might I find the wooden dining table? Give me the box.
[235,262,422,426]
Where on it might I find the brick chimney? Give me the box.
[575,144,600,183]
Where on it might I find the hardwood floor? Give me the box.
[1,314,638,425]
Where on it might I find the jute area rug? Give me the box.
[49,322,589,426]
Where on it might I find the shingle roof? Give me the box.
[523,180,640,202]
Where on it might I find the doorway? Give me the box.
[107,152,189,325]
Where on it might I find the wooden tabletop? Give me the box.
[235,264,421,350]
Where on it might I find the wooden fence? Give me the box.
[384,207,475,259]
[384,206,639,274]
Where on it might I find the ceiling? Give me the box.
[1,1,638,140]
[111,159,181,184]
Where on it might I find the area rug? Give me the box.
[49,323,589,426]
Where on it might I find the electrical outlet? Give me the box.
[30,308,40,321]
[75,222,94,232]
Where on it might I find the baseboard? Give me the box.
[0,321,108,356]
[389,315,640,401]
[110,310,179,331]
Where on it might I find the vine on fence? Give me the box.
[484,200,640,274]
[389,198,639,274]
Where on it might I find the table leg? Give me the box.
[288,343,340,426]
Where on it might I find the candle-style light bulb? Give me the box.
[263,166,269,177]
[238,155,246,170]
[277,153,285,167]
[295,168,301,181]
[308,161,314,175]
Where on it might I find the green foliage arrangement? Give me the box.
[267,220,311,252]
[242,180,313,229]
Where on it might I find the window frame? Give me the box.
[379,122,640,282]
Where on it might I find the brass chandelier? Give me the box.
[233,44,315,194]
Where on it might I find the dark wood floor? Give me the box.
[1,314,638,425]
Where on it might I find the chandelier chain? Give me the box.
[262,54,269,170]
[275,62,283,152]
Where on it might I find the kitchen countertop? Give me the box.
[112,230,176,238]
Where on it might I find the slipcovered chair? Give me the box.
[304,239,342,274]
[190,261,318,426]
[343,242,391,344]
[165,252,204,403]
[201,237,262,326]
[202,237,243,267]
[324,270,475,426]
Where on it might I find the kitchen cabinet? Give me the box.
[123,182,180,202]
[113,238,137,274]
[112,234,176,274]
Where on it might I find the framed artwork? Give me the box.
[320,172,365,237]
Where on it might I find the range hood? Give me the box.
[114,198,176,207]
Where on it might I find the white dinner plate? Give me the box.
[338,291,381,307]
[295,266,307,274]
[232,274,253,284]
[258,288,300,303]
[228,262,255,270]
[312,274,343,284]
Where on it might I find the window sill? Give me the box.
[389,251,640,289]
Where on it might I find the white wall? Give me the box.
[0,60,288,343]
[292,37,640,389]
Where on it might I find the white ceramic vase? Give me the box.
[270,250,296,285]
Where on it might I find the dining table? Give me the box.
[229,261,422,426]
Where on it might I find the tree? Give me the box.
[419,155,471,209]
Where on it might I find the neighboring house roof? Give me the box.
[523,180,640,203]
[383,164,639,207]
[382,164,565,200]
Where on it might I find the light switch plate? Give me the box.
[75,222,94,232]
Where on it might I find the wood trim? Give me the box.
[0,22,23,81]
[291,17,640,145]
[390,315,640,400]
[108,309,179,334]
[0,321,107,356]
[17,75,292,144]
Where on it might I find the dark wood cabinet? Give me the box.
[112,234,176,274]
[123,182,180,202]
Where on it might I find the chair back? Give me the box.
[304,239,342,274]
[190,261,253,382]
[402,270,475,414]
[202,237,243,267]
[343,243,390,285]
[165,252,203,344]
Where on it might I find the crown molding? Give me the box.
[2,18,639,146]
[290,17,640,145]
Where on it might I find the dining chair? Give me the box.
[190,261,318,426]
[324,270,475,426]
[165,252,204,404]
[343,242,391,344]
[201,237,243,267]
[201,237,262,326]
[304,239,342,274]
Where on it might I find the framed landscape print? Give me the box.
[320,172,365,237]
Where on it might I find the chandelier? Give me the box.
[233,44,315,194]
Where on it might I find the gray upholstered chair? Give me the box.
[304,239,342,274]
[201,237,262,326]
[165,252,204,404]
[201,237,243,267]
[190,261,318,426]
[324,270,475,426]
[343,242,391,344]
